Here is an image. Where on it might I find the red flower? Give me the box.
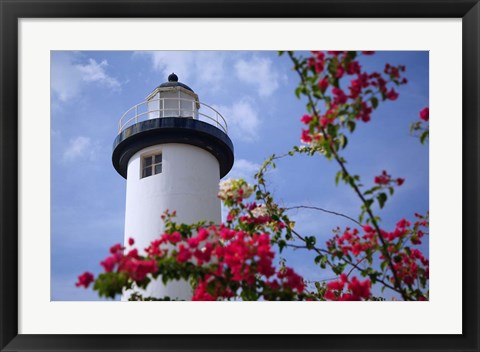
[76,272,94,288]
[324,289,337,300]
[419,107,429,121]
[176,244,192,263]
[374,176,389,185]
[362,51,375,55]
[126,248,139,259]
[336,66,345,78]
[320,117,331,127]
[128,237,135,246]
[386,88,399,100]
[348,79,362,99]
[315,62,324,73]
[187,236,200,248]
[332,87,348,105]
[374,170,390,185]
[168,232,182,244]
[347,61,361,75]
[197,228,209,241]
[396,178,405,186]
[100,256,118,272]
[327,279,344,291]
[363,225,374,232]
[318,77,329,92]
[109,243,124,254]
[396,219,411,228]
[347,277,371,299]
[301,129,313,143]
[301,114,313,124]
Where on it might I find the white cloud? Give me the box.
[51,53,83,102]
[63,136,95,161]
[226,158,261,182]
[234,56,283,97]
[75,59,120,89]
[138,51,226,88]
[51,53,120,102]
[214,98,260,142]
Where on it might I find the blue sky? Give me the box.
[51,51,428,301]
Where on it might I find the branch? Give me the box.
[287,51,410,301]
[286,205,361,226]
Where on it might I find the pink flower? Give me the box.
[100,256,118,272]
[386,88,399,100]
[347,61,361,75]
[176,244,192,263]
[318,77,329,92]
[396,219,411,228]
[109,243,124,254]
[327,279,344,291]
[187,236,200,248]
[197,228,209,241]
[332,87,348,105]
[75,272,94,288]
[168,231,182,244]
[320,117,331,127]
[419,107,429,121]
[363,225,374,232]
[336,66,345,78]
[374,170,390,185]
[347,277,371,299]
[301,129,312,143]
[301,114,313,124]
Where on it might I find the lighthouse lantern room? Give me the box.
[112,74,234,300]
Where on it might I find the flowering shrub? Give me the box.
[78,51,429,301]
[79,183,306,300]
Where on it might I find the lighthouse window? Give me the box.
[141,153,162,178]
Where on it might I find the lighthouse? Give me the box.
[112,73,234,300]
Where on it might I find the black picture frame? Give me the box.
[1,1,478,351]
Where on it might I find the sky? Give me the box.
[50,51,429,301]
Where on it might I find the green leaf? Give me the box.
[295,87,302,99]
[370,97,379,109]
[420,130,429,144]
[332,262,346,275]
[305,236,317,250]
[335,170,342,186]
[377,193,387,209]
[347,120,356,133]
[364,198,374,208]
[339,134,348,149]
[364,185,380,196]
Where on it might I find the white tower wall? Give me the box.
[122,143,221,300]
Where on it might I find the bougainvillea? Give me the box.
[78,51,429,301]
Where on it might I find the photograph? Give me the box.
[51,50,429,302]
[2,1,479,350]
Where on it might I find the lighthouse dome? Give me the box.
[155,72,194,93]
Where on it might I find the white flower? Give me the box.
[251,204,268,218]
[218,178,253,200]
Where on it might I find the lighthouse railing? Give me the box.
[118,98,228,135]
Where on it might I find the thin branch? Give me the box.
[286,205,361,226]
[287,51,409,300]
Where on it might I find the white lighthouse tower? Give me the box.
[112,73,234,300]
